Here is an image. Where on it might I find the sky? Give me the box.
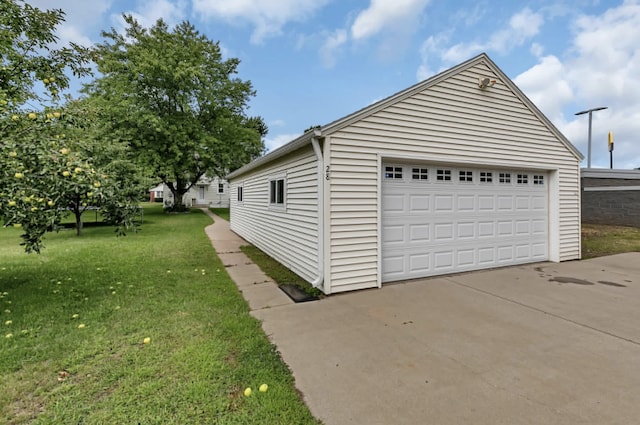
[26,0,640,169]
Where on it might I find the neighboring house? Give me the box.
[227,53,583,295]
[152,176,230,208]
[581,168,640,226]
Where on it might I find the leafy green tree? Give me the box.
[0,1,140,252]
[0,0,91,108]
[58,99,146,236]
[86,15,266,210]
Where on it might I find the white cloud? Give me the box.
[514,1,640,168]
[442,8,544,63]
[320,29,347,68]
[351,0,430,40]
[514,55,573,123]
[192,0,332,44]
[26,0,112,46]
[114,0,187,31]
[264,133,301,152]
[416,33,446,80]
[418,7,544,82]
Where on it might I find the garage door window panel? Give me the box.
[385,166,403,180]
[459,170,473,183]
[436,169,452,182]
[480,172,493,183]
[412,167,428,181]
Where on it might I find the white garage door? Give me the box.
[382,163,548,282]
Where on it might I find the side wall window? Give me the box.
[218,183,224,193]
[269,177,285,206]
[237,186,243,202]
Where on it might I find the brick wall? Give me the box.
[581,176,640,226]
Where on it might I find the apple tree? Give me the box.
[0,1,140,252]
[85,15,266,211]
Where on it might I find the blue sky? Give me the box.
[27,0,640,169]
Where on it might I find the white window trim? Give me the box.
[410,166,429,182]
[458,169,474,183]
[479,171,494,184]
[384,165,404,181]
[435,168,453,183]
[268,174,286,210]
[236,184,244,204]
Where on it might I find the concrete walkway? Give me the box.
[202,210,640,425]
[202,209,293,311]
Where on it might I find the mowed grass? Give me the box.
[582,223,640,259]
[0,205,320,424]
[209,208,230,222]
[240,245,323,298]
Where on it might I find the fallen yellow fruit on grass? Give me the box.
[259,384,268,392]
[244,387,252,397]
[143,337,151,344]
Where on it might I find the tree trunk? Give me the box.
[166,177,190,211]
[74,207,83,236]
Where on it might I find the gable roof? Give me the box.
[227,53,582,180]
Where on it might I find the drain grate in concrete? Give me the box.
[278,284,319,303]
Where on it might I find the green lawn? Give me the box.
[581,223,640,259]
[0,205,319,424]
[209,208,230,222]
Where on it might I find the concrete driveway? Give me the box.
[251,253,640,425]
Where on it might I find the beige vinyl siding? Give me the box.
[327,61,580,292]
[230,145,319,282]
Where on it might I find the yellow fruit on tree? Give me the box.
[11,115,18,121]
[53,111,61,118]
[62,171,70,177]
[28,112,36,120]
[8,201,16,207]
[60,148,70,155]
[8,151,16,157]
[47,200,55,207]
[93,182,101,188]
[14,172,24,179]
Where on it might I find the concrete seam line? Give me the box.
[446,278,640,347]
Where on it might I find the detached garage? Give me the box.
[227,53,583,294]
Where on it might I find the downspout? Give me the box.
[311,132,325,289]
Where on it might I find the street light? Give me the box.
[575,106,608,168]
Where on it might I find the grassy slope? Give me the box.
[0,205,319,424]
